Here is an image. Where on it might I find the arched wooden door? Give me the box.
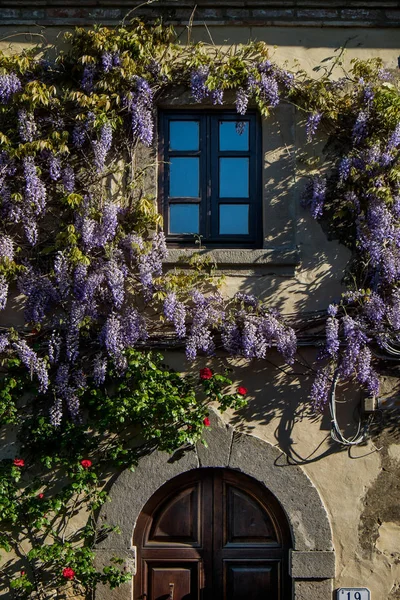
[134,468,292,600]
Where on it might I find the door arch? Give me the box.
[95,409,335,600]
[134,468,291,600]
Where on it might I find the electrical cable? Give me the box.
[329,369,372,446]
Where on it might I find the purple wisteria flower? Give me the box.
[101,52,113,73]
[93,354,107,385]
[54,251,70,297]
[259,74,279,107]
[54,363,81,422]
[0,332,9,353]
[128,77,154,146]
[352,111,368,144]
[13,339,49,393]
[164,292,186,338]
[325,316,339,358]
[81,64,96,93]
[105,258,126,309]
[190,66,210,102]
[363,85,374,107]
[93,122,113,172]
[50,398,63,427]
[122,307,148,346]
[0,275,8,310]
[66,301,84,362]
[138,231,167,296]
[327,304,338,317]
[211,88,223,105]
[48,331,62,365]
[49,154,61,181]
[308,176,326,219]
[186,291,224,360]
[62,165,75,193]
[19,269,58,323]
[0,72,21,103]
[100,313,125,367]
[338,316,369,380]
[221,321,242,355]
[306,112,322,142]
[310,365,332,411]
[235,88,249,116]
[234,292,258,307]
[338,157,351,182]
[363,292,386,323]
[0,235,14,262]
[387,123,400,152]
[18,109,37,143]
[23,156,47,217]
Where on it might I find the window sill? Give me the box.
[164,248,300,275]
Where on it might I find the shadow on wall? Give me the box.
[223,353,363,466]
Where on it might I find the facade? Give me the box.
[1,2,400,599]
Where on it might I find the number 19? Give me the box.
[347,594,361,600]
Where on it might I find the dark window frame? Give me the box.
[158,110,262,249]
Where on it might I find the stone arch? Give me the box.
[95,409,335,599]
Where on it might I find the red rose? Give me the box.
[38,493,44,499]
[13,458,24,467]
[21,570,25,576]
[237,386,248,396]
[62,567,75,580]
[203,417,211,427]
[200,368,213,380]
[80,459,92,469]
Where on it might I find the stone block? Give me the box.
[252,9,294,19]
[95,549,133,600]
[341,8,382,20]
[196,408,234,468]
[20,9,45,19]
[46,8,89,18]
[294,579,333,600]
[290,550,335,579]
[0,9,20,18]
[385,10,400,21]
[225,9,251,20]
[297,9,339,19]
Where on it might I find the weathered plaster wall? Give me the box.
[0,19,400,599]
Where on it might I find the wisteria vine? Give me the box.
[0,22,297,427]
[0,19,399,598]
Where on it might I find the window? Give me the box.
[159,111,261,248]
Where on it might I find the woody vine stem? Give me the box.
[0,19,399,598]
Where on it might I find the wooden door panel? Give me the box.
[147,563,199,600]
[225,485,278,545]
[148,485,200,545]
[225,561,280,600]
[134,469,291,600]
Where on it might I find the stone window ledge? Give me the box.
[164,247,300,269]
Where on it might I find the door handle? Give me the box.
[169,583,174,600]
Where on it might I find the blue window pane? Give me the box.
[170,158,199,197]
[219,121,249,151]
[219,204,249,235]
[169,121,199,150]
[219,158,249,198]
[170,204,199,234]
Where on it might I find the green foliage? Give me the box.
[0,348,246,598]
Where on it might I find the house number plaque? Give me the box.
[337,589,371,600]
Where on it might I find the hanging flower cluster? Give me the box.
[303,62,400,408]
[0,23,296,428]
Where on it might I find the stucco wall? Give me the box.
[1,19,400,599]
